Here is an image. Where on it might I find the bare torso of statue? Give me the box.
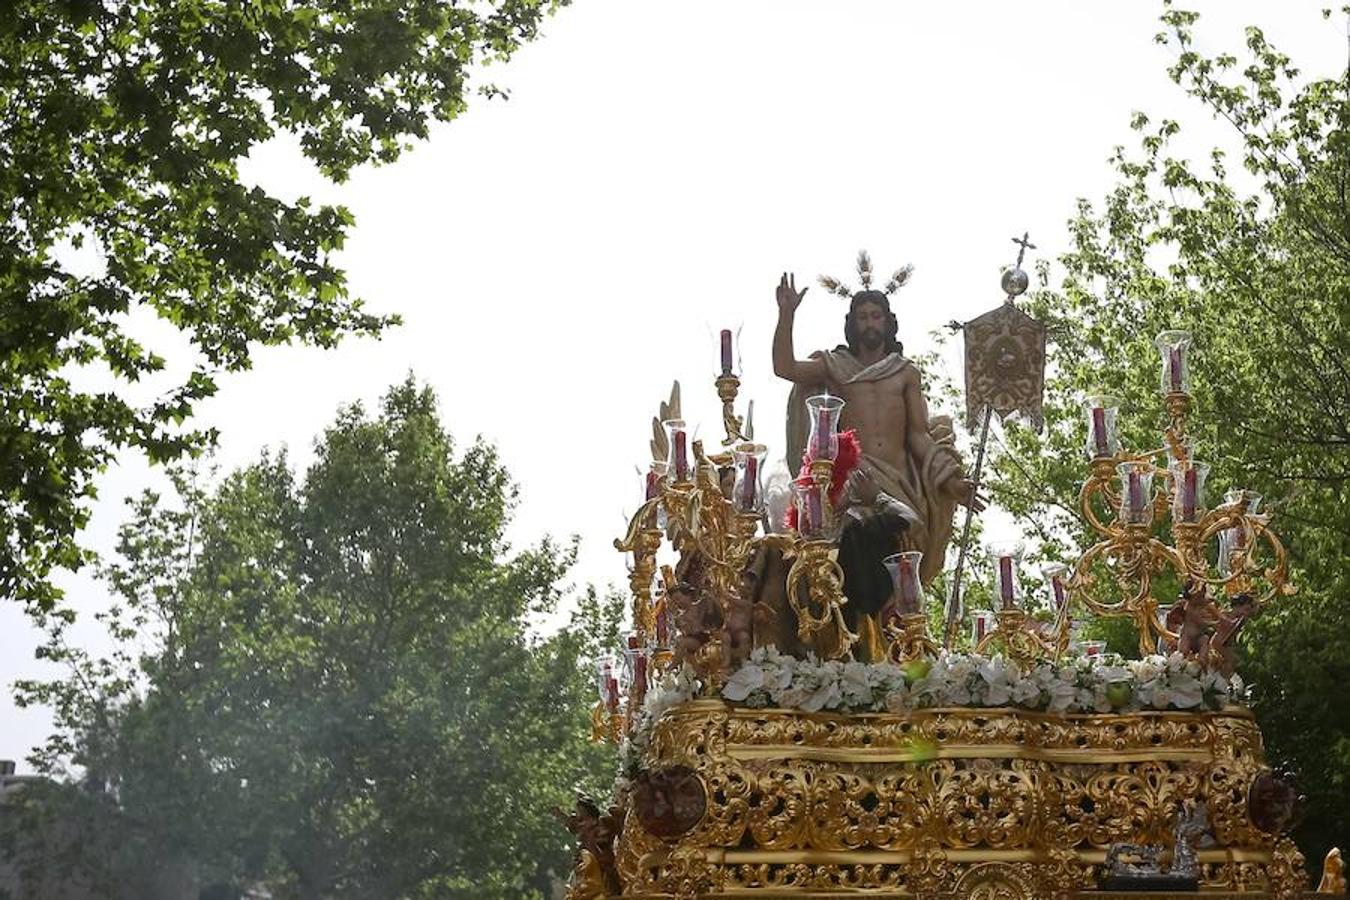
[770,272,979,587]
[833,368,913,475]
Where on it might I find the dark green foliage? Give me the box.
[0,0,567,613]
[984,6,1349,869]
[9,378,618,899]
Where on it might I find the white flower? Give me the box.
[1046,678,1078,713]
[978,658,1012,706]
[721,663,765,702]
[802,679,842,712]
[1166,672,1204,709]
[884,684,915,712]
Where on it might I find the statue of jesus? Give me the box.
[772,271,977,587]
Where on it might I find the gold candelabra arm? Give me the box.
[885,613,938,663]
[784,539,857,660]
[714,374,747,446]
[974,608,1055,668]
[615,496,664,554]
[1079,464,1120,538]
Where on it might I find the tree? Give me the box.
[0,0,569,614]
[984,6,1350,867]
[8,378,619,899]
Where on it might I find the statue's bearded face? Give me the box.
[852,301,888,351]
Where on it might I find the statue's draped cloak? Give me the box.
[786,348,963,586]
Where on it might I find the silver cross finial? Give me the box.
[1012,231,1036,269]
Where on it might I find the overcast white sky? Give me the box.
[1,1,1344,766]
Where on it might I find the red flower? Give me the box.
[785,429,862,530]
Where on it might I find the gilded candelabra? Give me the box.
[1067,332,1296,656]
[601,374,859,740]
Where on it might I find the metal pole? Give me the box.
[943,404,993,649]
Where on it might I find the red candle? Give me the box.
[813,408,832,459]
[975,614,988,641]
[720,329,734,375]
[633,653,648,705]
[998,555,1015,607]
[1128,470,1144,518]
[655,601,669,647]
[1092,407,1108,456]
[645,468,661,501]
[806,487,823,535]
[1181,467,1197,520]
[740,455,759,510]
[1169,347,1183,392]
[1051,576,1067,610]
[898,555,916,610]
[672,429,688,481]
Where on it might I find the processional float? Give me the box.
[563,243,1339,900]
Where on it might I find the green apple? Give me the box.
[902,658,933,684]
[1106,681,1133,709]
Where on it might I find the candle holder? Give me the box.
[1041,563,1073,655]
[1116,461,1156,526]
[792,480,829,541]
[732,442,767,514]
[590,654,626,743]
[776,534,856,659]
[1083,395,1122,460]
[1063,335,1295,657]
[663,418,692,483]
[804,393,845,463]
[1156,329,1192,394]
[881,551,936,662]
[1169,460,1209,524]
[971,609,995,647]
[974,606,1056,669]
[990,544,1024,609]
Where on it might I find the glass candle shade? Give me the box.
[595,654,622,712]
[1155,330,1193,394]
[792,480,828,539]
[1170,461,1209,523]
[732,442,768,514]
[1225,488,1263,515]
[1081,639,1106,658]
[663,418,691,483]
[804,393,845,462]
[1117,462,1155,525]
[644,461,667,502]
[882,551,925,617]
[990,545,1023,609]
[1083,395,1122,459]
[713,324,742,378]
[1218,489,1262,576]
[1219,526,1249,577]
[654,596,671,648]
[1041,563,1070,612]
[624,634,651,705]
[972,609,995,645]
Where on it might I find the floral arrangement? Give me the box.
[723,645,1247,715]
[610,647,1246,797]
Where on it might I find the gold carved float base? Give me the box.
[581,702,1308,899]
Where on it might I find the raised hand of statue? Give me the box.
[776,272,807,314]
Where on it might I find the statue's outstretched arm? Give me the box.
[772,273,826,384]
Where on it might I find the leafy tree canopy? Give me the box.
[0,0,567,613]
[7,378,619,899]
[986,5,1350,866]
